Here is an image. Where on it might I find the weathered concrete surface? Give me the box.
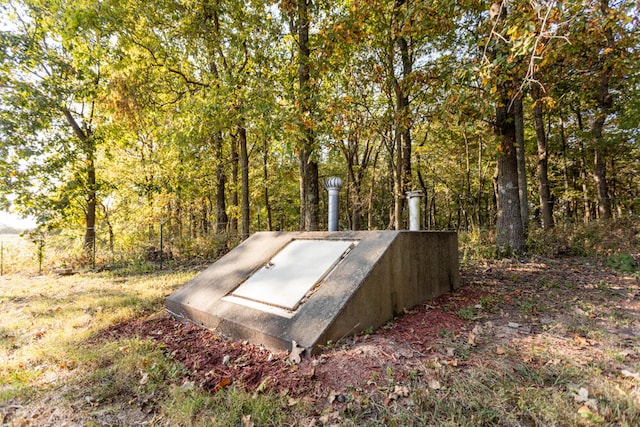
[166,231,458,354]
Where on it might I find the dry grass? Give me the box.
[0,268,197,423]
[0,221,639,426]
[0,234,37,275]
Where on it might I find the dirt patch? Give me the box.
[7,252,638,425]
[91,290,474,397]
[92,254,639,404]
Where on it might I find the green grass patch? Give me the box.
[161,386,291,426]
[457,305,479,321]
[606,253,638,272]
[0,270,195,404]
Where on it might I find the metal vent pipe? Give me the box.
[406,190,423,231]
[324,177,343,232]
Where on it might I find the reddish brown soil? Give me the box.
[92,283,487,398]
[92,254,640,407]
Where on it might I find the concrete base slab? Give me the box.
[166,231,458,354]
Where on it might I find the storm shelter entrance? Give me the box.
[166,231,459,354]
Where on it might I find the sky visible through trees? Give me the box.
[0,0,638,259]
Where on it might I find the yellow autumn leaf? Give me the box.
[506,25,518,36]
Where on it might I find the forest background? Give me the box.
[1,0,638,268]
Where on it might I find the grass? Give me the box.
[1,221,640,425]
[0,263,293,426]
[162,386,290,426]
[0,234,37,275]
[0,269,196,413]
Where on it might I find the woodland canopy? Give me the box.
[0,0,638,261]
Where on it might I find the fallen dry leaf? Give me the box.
[255,376,272,394]
[318,410,341,424]
[212,377,230,393]
[179,380,194,391]
[573,335,589,347]
[288,340,305,365]
[621,369,640,381]
[577,405,592,415]
[572,387,597,408]
[577,404,603,421]
[139,371,149,386]
[428,379,441,390]
[288,397,300,407]
[467,331,476,346]
[222,355,231,367]
[391,385,409,398]
[241,414,254,427]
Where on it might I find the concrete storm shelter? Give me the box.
[166,230,459,354]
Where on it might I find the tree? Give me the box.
[483,1,525,253]
[540,0,638,223]
[2,0,640,265]
[280,0,321,231]
[532,87,554,228]
[0,0,116,256]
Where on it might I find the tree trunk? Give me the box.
[345,150,361,231]
[559,114,572,223]
[230,135,239,233]
[592,0,614,220]
[85,153,97,254]
[533,89,554,228]
[417,168,429,229]
[343,136,371,231]
[214,131,229,232]
[62,107,96,256]
[238,125,250,239]
[393,130,403,230]
[390,0,412,230]
[297,0,319,231]
[592,61,613,220]
[477,133,484,228]
[580,150,592,223]
[495,100,525,254]
[303,156,319,231]
[573,106,592,223]
[488,4,525,254]
[462,126,472,229]
[100,203,114,253]
[430,182,437,229]
[514,97,528,234]
[200,203,208,236]
[262,139,273,231]
[367,150,380,230]
[593,145,611,219]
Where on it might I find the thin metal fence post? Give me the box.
[93,227,96,270]
[159,221,164,270]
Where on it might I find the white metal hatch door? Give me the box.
[229,239,357,311]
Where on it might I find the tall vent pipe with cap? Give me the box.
[407,190,423,231]
[324,177,343,231]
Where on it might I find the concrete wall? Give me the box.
[316,231,458,351]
